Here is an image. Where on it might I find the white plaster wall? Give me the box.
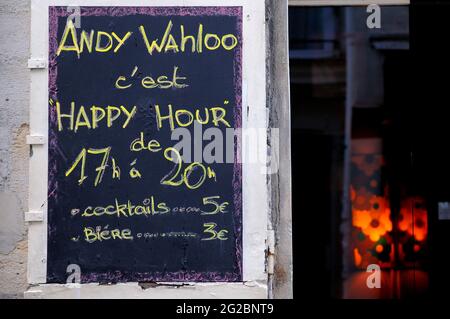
[0,0,30,299]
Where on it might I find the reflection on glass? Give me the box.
[289,5,428,299]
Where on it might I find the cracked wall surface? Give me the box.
[266,0,292,298]
[0,0,30,299]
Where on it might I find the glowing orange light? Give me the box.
[352,187,372,210]
[354,248,362,267]
[350,185,356,202]
[375,244,384,253]
[398,197,428,242]
[352,196,392,242]
[370,179,378,188]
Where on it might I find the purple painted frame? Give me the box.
[48,6,243,282]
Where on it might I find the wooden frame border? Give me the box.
[28,0,268,298]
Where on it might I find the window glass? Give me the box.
[289,5,425,299]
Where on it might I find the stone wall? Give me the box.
[0,0,30,299]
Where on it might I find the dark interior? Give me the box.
[290,5,450,299]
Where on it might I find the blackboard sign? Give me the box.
[47,6,242,283]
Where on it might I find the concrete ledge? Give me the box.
[24,282,267,299]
